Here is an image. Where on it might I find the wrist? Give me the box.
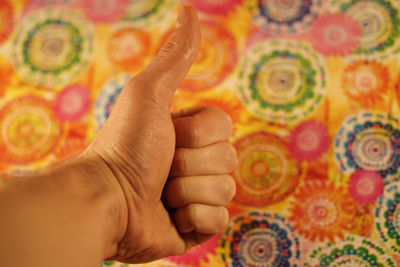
[53,152,128,260]
[0,152,128,266]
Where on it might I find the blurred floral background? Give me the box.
[1,0,400,266]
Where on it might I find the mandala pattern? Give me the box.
[122,0,177,29]
[166,234,220,265]
[334,111,400,181]
[180,20,238,91]
[336,0,400,56]
[309,13,361,56]
[54,84,90,121]
[289,180,356,242]
[233,131,301,206]
[342,60,390,107]
[349,170,384,205]
[187,0,243,15]
[251,0,323,35]
[289,120,329,161]
[238,40,326,123]
[0,95,61,164]
[305,235,396,266]
[107,25,151,71]
[12,8,94,89]
[0,0,14,45]
[81,0,129,23]
[375,181,400,255]
[220,212,301,266]
[94,74,131,130]
[3,2,400,266]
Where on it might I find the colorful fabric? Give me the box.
[1,0,400,266]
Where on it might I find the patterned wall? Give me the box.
[0,0,400,266]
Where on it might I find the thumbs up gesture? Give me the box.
[86,6,237,263]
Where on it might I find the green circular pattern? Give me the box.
[12,8,94,89]
[334,0,400,57]
[238,40,326,123]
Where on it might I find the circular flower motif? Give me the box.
[336,0,400,55]
[233,132,301,206]
[187,0,243,15]
[305,235,396,266]
[180,21,238,91]
[81,0,129,23]
[220,212,301,266]
[122,0,177,29]
[166,234,220,265]
[0,0,14,45]
[342,60,389,108]
[0,95,62,164]
[94,74,131,130]
[238,40,326,123]
[334,111,400,181]
[55,84,90,121]
[12,8,94,89]
[374,181,400,255]
[289,180,356,242]
[107,25,151,71]
[349,170,384,205]
[289,120,329,161]
[309,13,361,56]
[251,0,323,35]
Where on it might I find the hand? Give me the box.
[84,6,237,263]
[164,106,237,245]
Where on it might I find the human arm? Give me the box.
[0,6,237,266]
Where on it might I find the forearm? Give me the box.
[0,156,125,267]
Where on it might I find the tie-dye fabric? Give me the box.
[1,0,400,266]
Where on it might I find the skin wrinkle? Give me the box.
[0,6,237,266]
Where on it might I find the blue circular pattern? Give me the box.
[305,236,396,266]
[334,111,400,182]
[375,182,400,255]
[94,74,131,130]
[252,0,323,34]
[220,212,300,266]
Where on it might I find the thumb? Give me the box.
[125,5,201,108]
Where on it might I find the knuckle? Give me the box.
[159,35,194,61]
[225,115,234,136]
[208,106,233,135]
[215,207,230,231]
[220,175,237,203]
[210,106,233,140]
[219,143,238,173]
[187,204,199,230]
[205,105,222,114]
[159,40,179,55]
